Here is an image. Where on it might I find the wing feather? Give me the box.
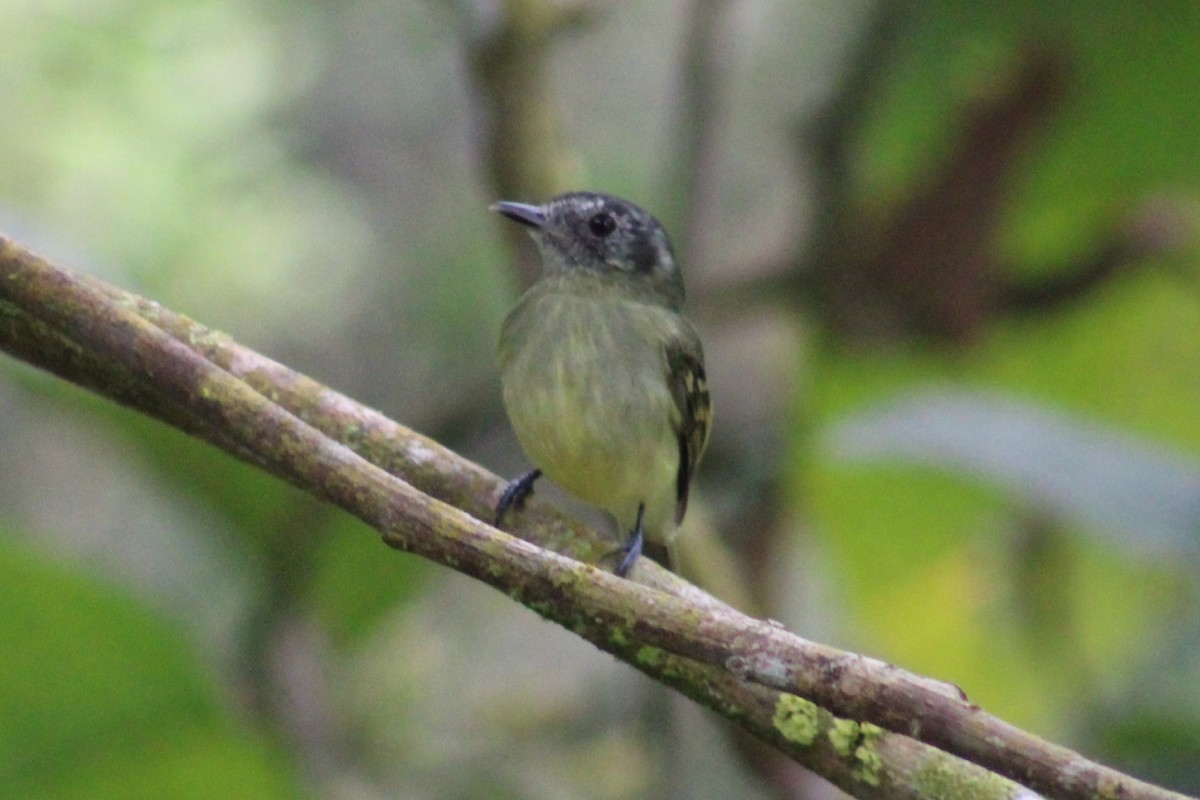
[666,337,711,524]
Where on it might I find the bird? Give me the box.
[491,191,711,576]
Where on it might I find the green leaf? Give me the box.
[0,540,298,799]
[826,388,1200,559]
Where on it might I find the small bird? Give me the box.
[492,191,711,576]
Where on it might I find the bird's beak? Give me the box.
[490,200,546,230]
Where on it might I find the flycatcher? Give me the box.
[492,191,711,576]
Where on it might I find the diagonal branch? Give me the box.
[0,235,1191,800]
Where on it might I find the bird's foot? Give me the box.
[494,468,543,527]
[615,503,646,577]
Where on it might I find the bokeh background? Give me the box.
[2,1,1199,798]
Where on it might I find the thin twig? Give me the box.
[662,0,730,256]
[467,0,588,286]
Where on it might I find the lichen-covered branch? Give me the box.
[0,236,1189,800]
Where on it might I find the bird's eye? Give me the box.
[587,212,616,238]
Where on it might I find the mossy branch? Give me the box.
[0,236,1190,800]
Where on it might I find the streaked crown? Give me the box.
[493,192,684,310]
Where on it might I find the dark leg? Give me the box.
[615,503,646,578]
[494,468,543,526]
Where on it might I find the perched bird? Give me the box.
[492,191,711,576]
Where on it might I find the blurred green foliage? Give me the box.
[0,539,298,799]
[805,0,1200,785]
